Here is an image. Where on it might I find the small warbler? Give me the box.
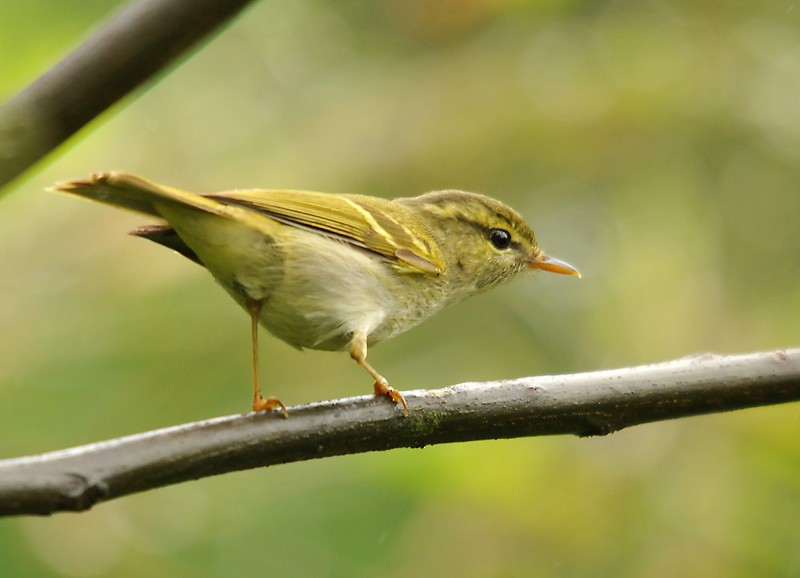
[54,172,580,416]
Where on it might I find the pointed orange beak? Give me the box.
[530,252,581,278]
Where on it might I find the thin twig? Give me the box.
[0,349,797,517]
[0,0,257,189]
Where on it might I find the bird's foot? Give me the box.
[253,394,288,418]
[373,379,408,416]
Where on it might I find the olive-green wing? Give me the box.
[211,189,445,275]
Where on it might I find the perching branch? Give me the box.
[0,349,798,517]
[0,0,257,189]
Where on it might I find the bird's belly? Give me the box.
[260,289,440,351]
[253,235,409,351]
[177,219,447,351]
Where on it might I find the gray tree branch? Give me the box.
[0,0,257,189]
[1,349,798,517]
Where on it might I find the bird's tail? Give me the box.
[51,172,283,242]
[50,172,241,219]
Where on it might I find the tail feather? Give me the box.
[50,172,173,217]
[132,224,204,266]
[51,172,278,238]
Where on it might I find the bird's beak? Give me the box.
[530,252,581,278]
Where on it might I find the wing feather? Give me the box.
[211,189,445,275]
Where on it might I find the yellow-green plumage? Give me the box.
[53,172,579,415]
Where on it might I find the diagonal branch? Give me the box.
[0,349,798,517]
[0,0,257,189]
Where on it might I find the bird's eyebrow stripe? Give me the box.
[452,215,523,251]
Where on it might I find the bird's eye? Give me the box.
[488,228,512,250]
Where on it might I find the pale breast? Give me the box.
[162,208,452,352]
[256,229,405,351]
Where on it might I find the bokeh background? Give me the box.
[1,1,799,576]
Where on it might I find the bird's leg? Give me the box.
[349,333,408,416]
[247,298,288,417]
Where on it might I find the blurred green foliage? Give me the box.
[1,0,799,576]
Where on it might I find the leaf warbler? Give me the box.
[54,172,580,416]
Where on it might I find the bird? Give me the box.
[53,172,580,416]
